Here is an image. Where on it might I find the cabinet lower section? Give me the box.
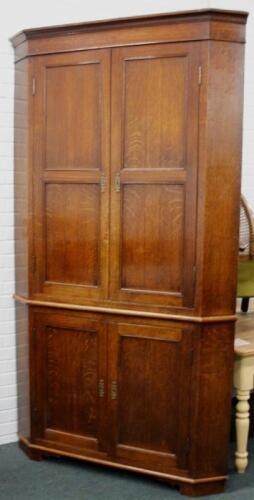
[16,304,235,496]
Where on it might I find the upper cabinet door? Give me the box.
[32,50,110,302]
[110,43,201,309]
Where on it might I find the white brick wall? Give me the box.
[0,0,253,445]
[0,30,16,445]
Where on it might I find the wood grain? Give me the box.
[32,49,110,302]
[45,63,100,170]
[110,42,200,309]
[11,10,248,62]
[121,184,184,292]
[46,183,99,285]
[31,310,107,452]
[12,10,247,497]
[108,322,194,472]
[123,56,187,169]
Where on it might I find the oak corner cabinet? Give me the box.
[11,9,248,496]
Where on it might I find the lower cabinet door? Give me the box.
[31,310,107,454]
[108,322,194,473]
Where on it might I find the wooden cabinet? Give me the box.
[12,9,248,496]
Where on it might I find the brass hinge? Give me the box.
[111,381,117,400]
[98,379,105,398]
[32,77,36,96]
[198,66,202,86]
[32,255,36,274]
[100,175,106,193]
[115,174,121,193]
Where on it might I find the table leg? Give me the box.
[235,389,250,473]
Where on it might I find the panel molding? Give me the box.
[14,294,237,323]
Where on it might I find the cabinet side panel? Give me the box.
[190,323,234,477]
[16,303,30,438]
[14,58,30,295]
[198,41,245,315]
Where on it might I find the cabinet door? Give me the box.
[31,311,107,454]
[32,50,110,302]
[110,43,200,308]
[108,322,194,472]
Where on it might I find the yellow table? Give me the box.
[234,312,254,473]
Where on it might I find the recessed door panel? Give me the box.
[45,63,100,170]
[108,322,194,471]
[32,311,107,453]
[121,184,184,292]
[46,183,100,286]
[46,326,98,436]
[123,56,187,169]
[32,50,110,301]
[110,43,200,308]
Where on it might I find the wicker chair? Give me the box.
[238,194,254,312]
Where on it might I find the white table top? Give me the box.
[235,312,254,357]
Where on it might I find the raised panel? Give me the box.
[32,311,107,453]
[121,184,184,293]
[45,63,100,170]
[123,56,187,169]
[118,335,179,453]
[109,322,194,472]
[32,49,110,302]
[46,326,98,436]
[110,43,200,309]
[46,183,100,286]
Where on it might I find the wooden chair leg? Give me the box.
[241,297,250,313]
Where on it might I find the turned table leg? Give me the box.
[235,389,250,473]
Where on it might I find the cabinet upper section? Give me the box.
[11,9,248,62]
[13,10,247,319]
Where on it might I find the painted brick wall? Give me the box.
[0,0,253,445]
[0,33,16,445]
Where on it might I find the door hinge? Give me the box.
[115,174,121,193]
[198,66,202,86]
[100,175,106,193]
[32,255,36,274]
[32,77,36,96]
[98,379,105,398]
[111,381,117,400]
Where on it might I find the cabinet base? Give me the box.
[18,435,226,497]
[19,436,44,461]
[180,481,225,497]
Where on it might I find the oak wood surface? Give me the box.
[108,322,194,472]
[12,9,247,497]
[31,311,107,453]
[110,42,200,309]
[31,49,110,302]
[11,10,248,63]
